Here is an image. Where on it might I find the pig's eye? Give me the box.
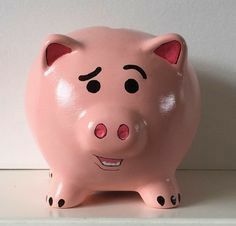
[86,80,101,93]
[124,79,139,93]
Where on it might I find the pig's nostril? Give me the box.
[118,124,129,140]
[94,123,107,139]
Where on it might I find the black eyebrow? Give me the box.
[78,67,102,81]
[123,64,147,79]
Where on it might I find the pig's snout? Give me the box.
[77,106,147,156]
[94,123,129,140]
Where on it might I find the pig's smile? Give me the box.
[94,155,123,171]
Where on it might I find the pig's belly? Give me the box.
[71,160,172,192]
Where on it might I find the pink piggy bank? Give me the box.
[25,27,201,209]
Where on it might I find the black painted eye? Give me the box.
[86,80,100,93]
[124,79,139,93]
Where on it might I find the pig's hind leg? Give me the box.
[138,177,181,209]
[46,175,89,208]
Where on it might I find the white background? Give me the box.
[0,0,235,169]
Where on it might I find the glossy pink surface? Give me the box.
[25,27,201,209]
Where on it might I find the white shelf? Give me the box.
[0,170,236,226]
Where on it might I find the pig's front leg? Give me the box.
[138,177,181,209]
[46,175,89,208]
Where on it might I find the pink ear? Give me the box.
[154,40,181,64]
[46,43,72,66]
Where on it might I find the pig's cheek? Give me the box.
[75,117,96,152]
[55,79,75,107]
[159,93,177,114]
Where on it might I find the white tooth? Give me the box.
[101,160,121,166]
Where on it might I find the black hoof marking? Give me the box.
[49,197,53,206]
[178,193,181,203]
[157,196,165,206]
[58,199,65,208]
[171,195,176,205]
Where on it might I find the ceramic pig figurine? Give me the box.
[25,27,201,209]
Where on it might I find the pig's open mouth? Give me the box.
[94,155,123,169]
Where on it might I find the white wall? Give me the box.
[0,0,235,169]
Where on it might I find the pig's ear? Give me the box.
[42,34,80,68]
[143,33,187,71]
